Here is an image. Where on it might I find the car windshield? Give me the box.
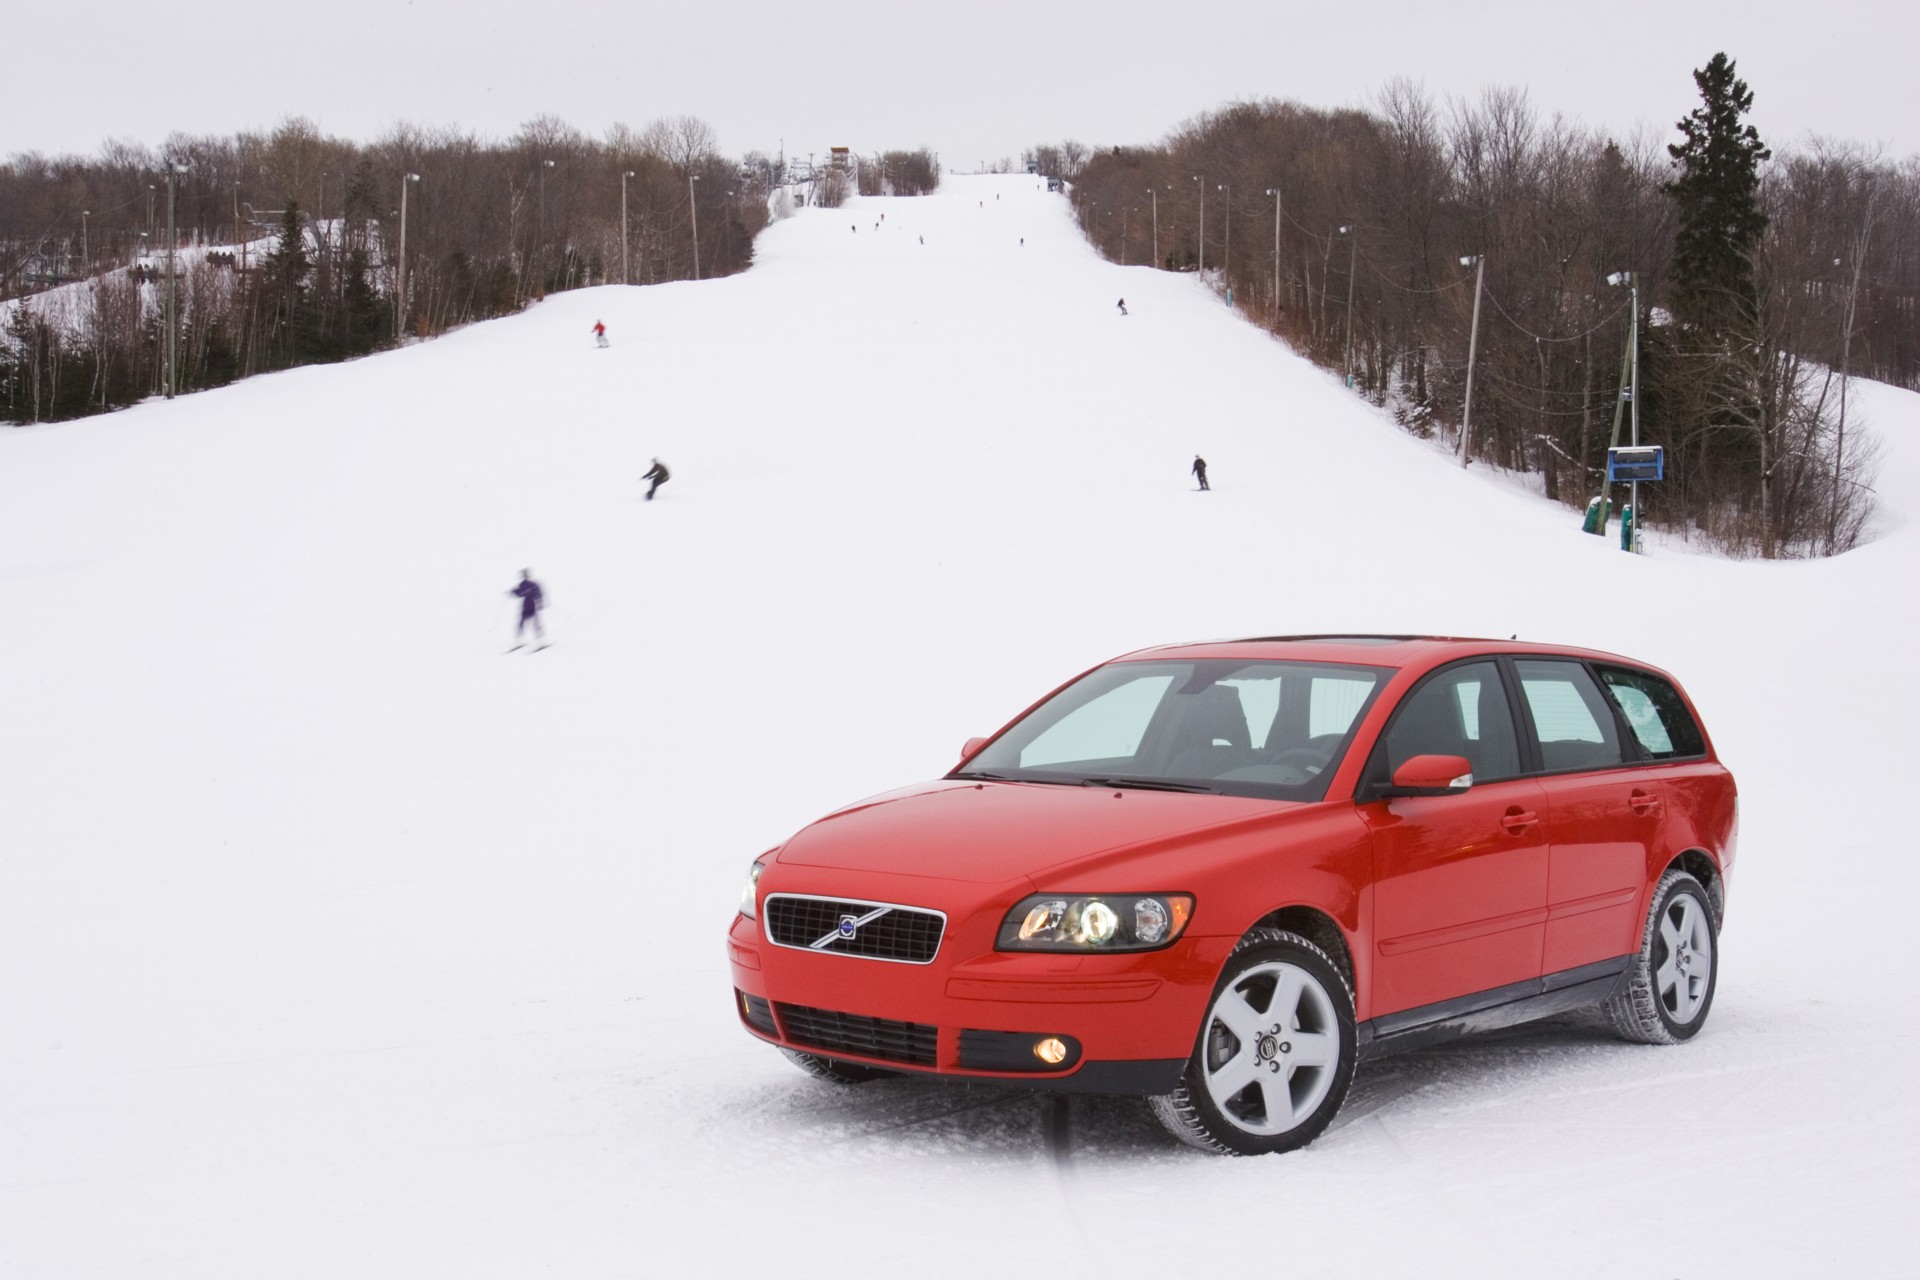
[952,659,1390,802]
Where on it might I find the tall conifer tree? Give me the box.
[1665,53,1771,332]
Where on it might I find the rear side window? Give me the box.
[1597,666,1707,760]
[1515,660,1626,772]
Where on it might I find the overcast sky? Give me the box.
[7,0,1915,166]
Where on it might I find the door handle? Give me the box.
[1500,808,1538,833]
[1628,790,1661,815]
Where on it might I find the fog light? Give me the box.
[1034,1037,1069,1065]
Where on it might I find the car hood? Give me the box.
[774,779,1294,884]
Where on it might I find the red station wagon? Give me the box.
[726,636,1737,1154]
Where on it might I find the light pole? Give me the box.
[1192,175,1205,273]
[1607,271,1642,551]
[621,170,635,285]
[1147,189,1158,269]
[688,173,701,280]
[538,159,554,292]
[165,160,185,398]
[1338,225,1357,386]
[80,210,89,273]
[1265,187,1282,310]
[1217,184,1230,279]
[396,172,420,336]
[1457,254,1486,467]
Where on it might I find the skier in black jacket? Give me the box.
[642,457,671,501]
[508,570,546,647]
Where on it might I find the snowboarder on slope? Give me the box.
[1117,298,1128,315]
[508,570,547,647]
[641,457,671,501]
[593,320,608,348]
[1192,455,1210,491]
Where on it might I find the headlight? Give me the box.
[996,893,1194,952]
[739,860,765,919]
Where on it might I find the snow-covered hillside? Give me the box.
[4,174,1916,1278]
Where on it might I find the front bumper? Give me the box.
[727,912,1229,1095]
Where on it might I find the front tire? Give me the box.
[779,1047,897,1084]
[1606,868,1719,1045]
[1150,928,1357,1155]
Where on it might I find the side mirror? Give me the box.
[1380,754,1474,798]
[959,736,989,764]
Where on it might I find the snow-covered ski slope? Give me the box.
[4,174,1917,1278]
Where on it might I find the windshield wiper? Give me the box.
[1078,776,1219,794]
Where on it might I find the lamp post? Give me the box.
[1147,188,1158,269]
[688,173,701,280]
[1338,225,1357,386]
[396,172,420,336]
[1217,184,1230,279]
[1605,271,1642,552]
[1192,175,1205,273]
[621,170,635,285]
[1457,254,1486,467]
[164,160,185,398]
[1265,187,1282,310]
[538,159,554,292]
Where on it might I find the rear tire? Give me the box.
[780,1048,897,1084]
[1606,868,1719,1045]
[1149,928,1357,1155]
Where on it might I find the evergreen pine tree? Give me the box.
[1664,53,1771,333]
[258,199,314,365]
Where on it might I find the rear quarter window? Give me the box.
[1597,665,1707,760]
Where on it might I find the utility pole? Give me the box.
[1628,271,1641,552]
[396,172,419,337]
[1218,184,1230,279]
[1193,175,1205,273]
[1147,189,1158,268]
[688,173,701,280]
[1265,187,1281,310]
[1457,254,1485,466]
[165,162,183,398]
[80,210,89,272]
[538,159,554,293]
[1340,225,1358,387]
[622,170,635,285]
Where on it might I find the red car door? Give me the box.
[1512,658,1664,975]
[1359,660,1548,1017]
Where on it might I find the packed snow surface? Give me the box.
[4,175,1917,1277]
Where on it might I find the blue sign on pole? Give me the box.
[1607,445,1664,483]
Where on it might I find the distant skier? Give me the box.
[1192,455,1210,491]
[593,320,608,348]
[641,457,671,501]
[1117,298,1128,316]
[508,570,547,649]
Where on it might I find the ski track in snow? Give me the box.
[3,174,1918,1278]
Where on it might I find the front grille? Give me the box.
[764,894,946,964]
[776,1002,938,1067]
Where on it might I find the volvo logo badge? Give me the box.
[838,914,860,939]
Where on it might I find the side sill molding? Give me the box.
[1357,957,1631,1060]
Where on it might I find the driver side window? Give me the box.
[1381,662,1522,782]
